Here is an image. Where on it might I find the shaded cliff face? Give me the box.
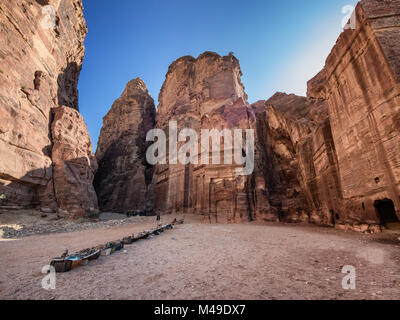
[252,100,316,223]
[94,79,156,213]
[259,93,342,225]
[0,0,97,216]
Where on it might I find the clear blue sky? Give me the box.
[79,0,358,150]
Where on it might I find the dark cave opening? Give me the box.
[374,199,399,225]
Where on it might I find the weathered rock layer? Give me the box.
[52,106,98,216]
[147,0,400,228]
[151,52,272,222]
[94,78,156,213]
[248,0,400,230]
[0,0,97,216]
[16,0,396,229]
[302,0,400,228]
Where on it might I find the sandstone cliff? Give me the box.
[262,0,400,230]
[303,0,400,229]
[150,51,338,224]
[0,0,97,216]
[152,52,273,222]
[94,78,156,213]
[3,0,399,231]
[148,0,400,230]
[252,99,314,223]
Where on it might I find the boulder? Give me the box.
[51,106,98,217]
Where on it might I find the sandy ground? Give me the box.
[0,214,400,300]
[0,210,151,238]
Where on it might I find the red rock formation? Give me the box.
[151,52,345,225]
[266,92,328,123]
[152,52,272,222]
[264,0,400,231]
[253,100,315,223]
[94,78,156,213]
[0,0,97,216]
[52,106,98,216]
[122,0,399,230]
[156,52,248,128]
[152,6,400,228]
[2,0,399,231]
[305,0,400,228]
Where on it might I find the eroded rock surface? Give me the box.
[261,0,400,230]
[0,0,97,216]
[51,106,98,216]
[94,78,156,213]
[151,52,272,222]
[150,0,400,229]
[303,0,400,228]
[3,0,400,230]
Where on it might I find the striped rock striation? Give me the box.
[302,0,400,229]
[0,0,98,216]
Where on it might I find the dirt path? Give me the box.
[0,215,399,300]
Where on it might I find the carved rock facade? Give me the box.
[151,52,272,222]
[302,0,400,228]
